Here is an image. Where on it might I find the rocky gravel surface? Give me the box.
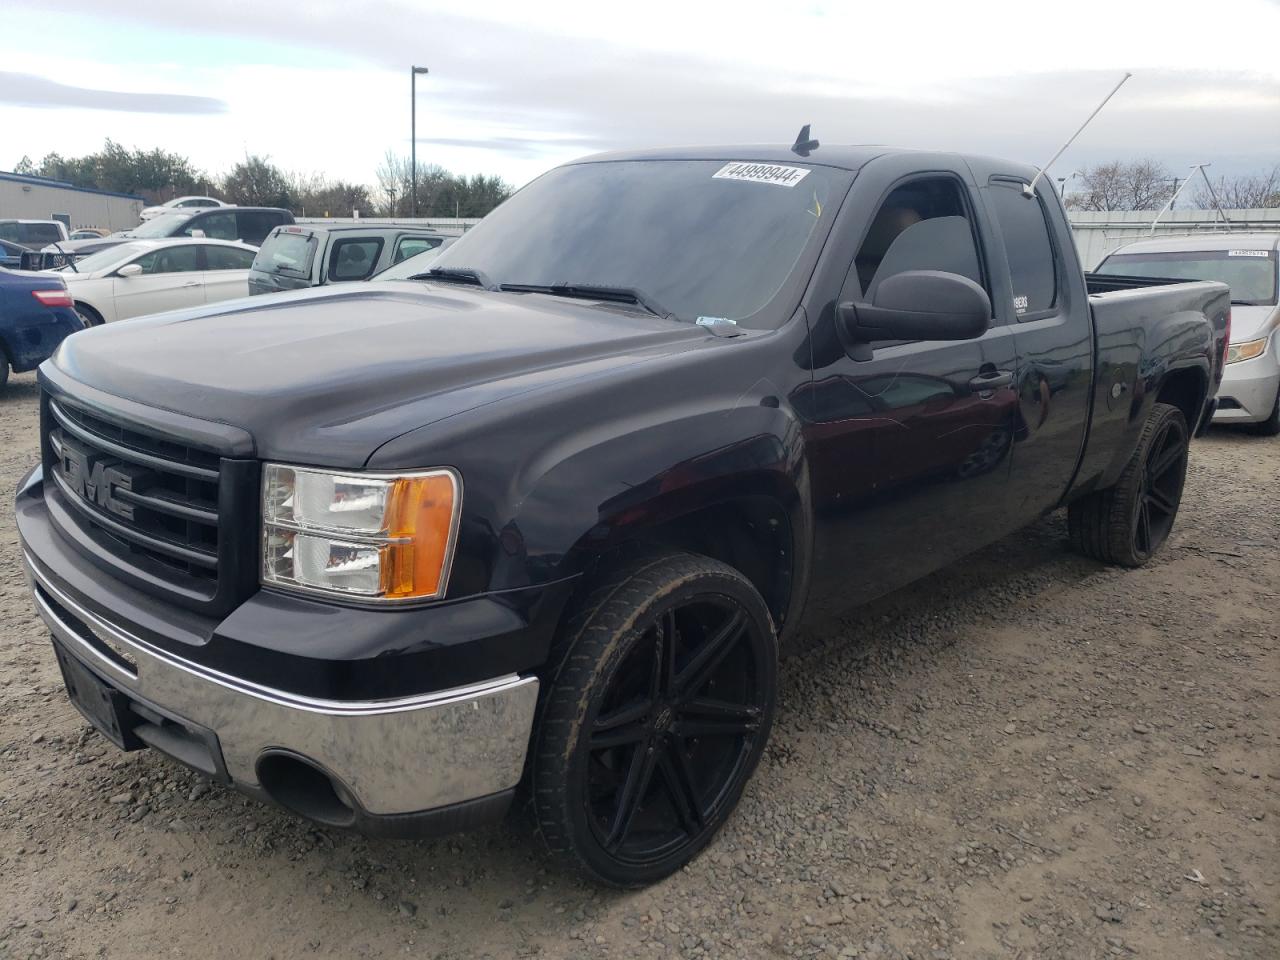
[1,366,1276,960]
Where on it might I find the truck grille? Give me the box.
[41,391,259,615]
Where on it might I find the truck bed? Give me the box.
[1071,278,1230,496]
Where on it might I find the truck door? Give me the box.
[973,172,1093,521]
[803,159,1023,611]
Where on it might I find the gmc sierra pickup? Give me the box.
[16,145,1228,887]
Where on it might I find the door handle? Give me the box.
[968,370,1014,392]
[181,281,200,287]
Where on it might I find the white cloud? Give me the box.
[1,0,1277,187]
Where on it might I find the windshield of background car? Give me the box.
[128,213,193,238]
[63,242,149,273]
[1097,249,1278,306]
[252,231,316,275]
[431,159,849,325]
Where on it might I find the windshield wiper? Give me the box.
[423,266,497,291]
[499,282,674,319]
[50,240,78,273]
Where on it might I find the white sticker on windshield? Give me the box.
[1228,249,1270,257]
[713,162,810,188]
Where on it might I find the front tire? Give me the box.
[1068,401,1189,567]
[532,551,778,887]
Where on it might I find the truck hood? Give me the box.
[1230,304,1279,343]
[49,283,708,466]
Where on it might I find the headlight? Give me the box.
[1226,338,1267,364]
[261,464,460,602]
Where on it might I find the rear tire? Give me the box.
[0,354,9,394]
[1068,402,1189,568]
[1250,385,1280,437]
[532,551,777,887]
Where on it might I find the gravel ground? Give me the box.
[1,366,1276,960]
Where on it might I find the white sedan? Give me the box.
[57,238,257,326]
[139,196,230,221]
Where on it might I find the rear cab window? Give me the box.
[986,180,1059,320]
[253,229,317,277]
[328,237,384,281]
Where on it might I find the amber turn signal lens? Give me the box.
[383,473,459,599]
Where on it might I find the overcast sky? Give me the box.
[2,0,1278,191]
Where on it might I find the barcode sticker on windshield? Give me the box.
[713,162,810,188]
[1228,249,1269,257]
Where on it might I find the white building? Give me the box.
[0,171,144,233]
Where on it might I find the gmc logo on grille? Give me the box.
[59,440,137,521]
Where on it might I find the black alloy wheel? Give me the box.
[1134,412,1188,557]
[533,552,777,887]
[1067,401,1190,568]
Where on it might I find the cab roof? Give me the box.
[571,144,1041,181]
[574,144,893,171]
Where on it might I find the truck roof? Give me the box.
[572,144,1040,180]
[1109,233,1280,255]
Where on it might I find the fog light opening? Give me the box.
[256,752,358,828]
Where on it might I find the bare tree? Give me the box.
[374,151,511,217]
[1193,166,1280,210]
[1065,160,1176,211]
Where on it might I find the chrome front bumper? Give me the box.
[23,551,539,819]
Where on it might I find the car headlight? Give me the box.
[1225,338,1268,364]
[261,464,461,602]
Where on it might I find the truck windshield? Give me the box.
[1097,250,1278,306]
[430,159,848,325]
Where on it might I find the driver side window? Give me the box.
[850,178,985,300]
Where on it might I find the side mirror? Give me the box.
[839,270,991,344]
[189,229,206,238]
[116,263,143,278]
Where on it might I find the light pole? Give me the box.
[410,65,429,217]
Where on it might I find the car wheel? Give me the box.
[1250,385,1280,437]
[0,354,9,394]
[1068,401,1189,568]
[532,551,777,887]
[74,303,103,327]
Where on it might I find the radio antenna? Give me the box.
[1024,71,1132,197]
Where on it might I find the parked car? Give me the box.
[0,219,69,249]
[46,207,294,258]
[1096,233,1280,435]
[248,224,459,295]
[69,228,110,240]
[0,267,82,393]
[55,238,257,326]
[368,237,458,280]
[15,144,1228,887]
[0,238,26,269]
[139,196,230,221]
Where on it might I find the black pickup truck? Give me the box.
[16,145,1228,887]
